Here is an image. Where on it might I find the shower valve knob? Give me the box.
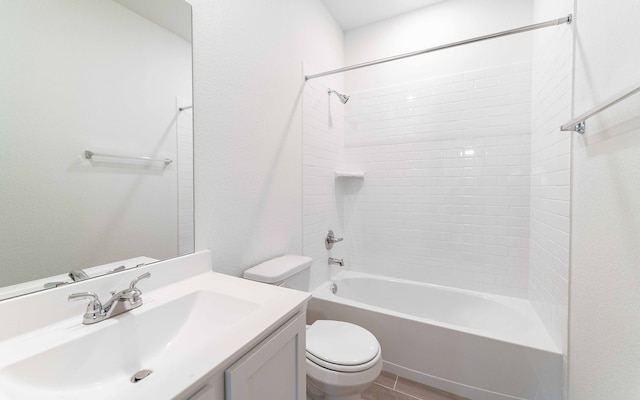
[325,230,343,249]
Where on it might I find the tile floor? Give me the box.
[362,371,470,400]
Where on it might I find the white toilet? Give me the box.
[243,255,383,400]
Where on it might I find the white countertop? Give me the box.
[0,252,310,399]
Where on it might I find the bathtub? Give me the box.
[308,271,562,400]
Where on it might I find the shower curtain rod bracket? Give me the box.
[572,121,586,134]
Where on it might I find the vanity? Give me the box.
[0,251,310,400]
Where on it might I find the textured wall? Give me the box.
[191,0,344,276]
[569,0,640,398]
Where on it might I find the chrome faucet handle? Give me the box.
[68,269,89,282]
[107,265,126,274]
[129,272,151,290]
[127,272,151,304]
[68,291,103,317]
[44,281,69,289]
[325,230,344,249]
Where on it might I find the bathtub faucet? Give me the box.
[328,257,344,267]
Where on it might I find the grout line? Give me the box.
[393,388,423,400]
[371,382,422,400]
[371,375,468,400]
[392,377,423,400]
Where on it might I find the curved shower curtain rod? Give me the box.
[305,14,573,81]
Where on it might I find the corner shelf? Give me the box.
[334,171,365,179]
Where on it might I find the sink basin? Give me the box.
[0,289,259,398]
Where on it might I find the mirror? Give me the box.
[0,0,193,300]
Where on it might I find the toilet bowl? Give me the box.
[243,255,382,400]
[305,320,382,400]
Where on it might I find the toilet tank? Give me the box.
[243,255,312,291]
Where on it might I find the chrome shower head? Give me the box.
[328,88,350,104]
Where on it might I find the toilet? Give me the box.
[243,255,383,400]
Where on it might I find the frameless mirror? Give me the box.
[0,0,193,300]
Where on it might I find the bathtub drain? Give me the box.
[330,282,337,294]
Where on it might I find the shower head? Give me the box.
[328,88,350,104]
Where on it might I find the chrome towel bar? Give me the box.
[561,83,640,134]
[84,150,172,166]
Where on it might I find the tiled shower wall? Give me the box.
[529,9,572,355]
[303,79,345,290]
[341,63,533,297]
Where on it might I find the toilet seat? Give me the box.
[306,320,380,373]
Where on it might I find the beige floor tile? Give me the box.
[395,377,469,400]
[374,371,397,389]
[362,383,416,400]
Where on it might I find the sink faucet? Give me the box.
[68,272,151,325]
[328,257,344,267]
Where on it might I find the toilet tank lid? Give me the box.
[243,255,312,284]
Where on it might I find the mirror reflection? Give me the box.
[0,0,193,300]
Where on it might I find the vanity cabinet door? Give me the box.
[185,373,225,400]
[186,380,224,400]
[225,313,306,400]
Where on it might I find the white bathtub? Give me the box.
[308,271,562,400]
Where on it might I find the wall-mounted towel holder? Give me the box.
[84,150,172,166]
[561,83,640,134]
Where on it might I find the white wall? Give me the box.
[191,0,344,277]
[344,0,533,93]
[569,0,640,398]
[0,0,191,286]
[529,0,573,377]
